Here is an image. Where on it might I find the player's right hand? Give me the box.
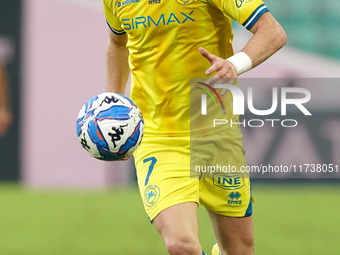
[199,47,237,95]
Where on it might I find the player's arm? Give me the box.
[106,29,129,94]
[0,62,12,136]
[200,12,286,82]
[242,12,286,68]
[106,29,132,161]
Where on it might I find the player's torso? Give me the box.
[115,0,235,135]
[115,0,233,63]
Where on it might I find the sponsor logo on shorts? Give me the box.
[144,185,160,207]
[212,173,245,190]
[228,191,242,205]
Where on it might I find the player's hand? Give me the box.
[122,155,131,161]
[199,47,237,95]
[0,107,12,136]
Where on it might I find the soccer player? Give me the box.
[0,61,12,136]
[103,0,286,254]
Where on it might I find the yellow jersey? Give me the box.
[103,0,269,136]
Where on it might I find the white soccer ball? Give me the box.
[76,92,144,161]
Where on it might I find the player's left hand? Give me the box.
[0,107,12,136]
[122,155,131,161]
[199,47,237,95]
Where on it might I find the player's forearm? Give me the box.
[106,37,130,94]
[242,13,286,68]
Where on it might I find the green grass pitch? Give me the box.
[0,182,339,255]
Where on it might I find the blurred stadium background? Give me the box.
[0,0,339,254]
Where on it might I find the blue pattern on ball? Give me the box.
[97,105,131,120]
[118,120,143,154]
[77,93,144,161]
[76,95,98,136]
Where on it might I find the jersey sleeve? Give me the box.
[103,0,126,35]
[208,0,269,30]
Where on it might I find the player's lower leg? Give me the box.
[153,202,203,255]
[207,210,254,255]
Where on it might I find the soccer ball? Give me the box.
[76,92,144,161]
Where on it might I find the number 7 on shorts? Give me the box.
[143,157,157,186]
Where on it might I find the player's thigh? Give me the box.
[194,123,254,254]
[207,211,254,255]
[196,125,253,218]
[133,136,199,221]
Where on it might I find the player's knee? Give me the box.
[165,236,201,255]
